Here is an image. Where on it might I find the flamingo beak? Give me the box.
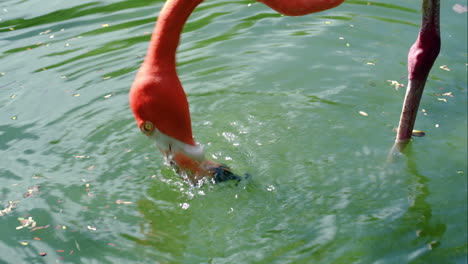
[138,120,244,184]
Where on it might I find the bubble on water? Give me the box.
[222,132,237,142]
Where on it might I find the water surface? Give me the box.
[0,0,467,263]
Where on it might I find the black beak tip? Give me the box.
[212,165,250,184]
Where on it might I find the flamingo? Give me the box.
[129,0,439,182]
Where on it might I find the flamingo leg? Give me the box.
[393,0,441,151]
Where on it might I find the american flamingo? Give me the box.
[129,0,440,182]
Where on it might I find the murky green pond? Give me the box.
[1,0,466,263]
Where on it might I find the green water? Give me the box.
[1,0,467,263]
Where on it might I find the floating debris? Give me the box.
[0,201,18,216]
[412,130,426,137]
[428,240,440,250]
[24,186,40,198]
[115,200,133,205]
[439,65,451,71]
[39,30,51,35]
[32,174,45,179]
[16,217,37,230]
[102,24,109,27]
[358,111,369,117]
[75,239,81,251]
[87,225,97,231]
[387,80,405,90]
[453,4,468,13]
[30,225,50,232]
[39,252,47,257]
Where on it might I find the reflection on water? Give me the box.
[367,145,448,263]
[124,183,190,263]
[0,0,466,263]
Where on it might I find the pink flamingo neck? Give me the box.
[130,0,204,146]
[145,0,204,71]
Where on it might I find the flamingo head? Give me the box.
[129,69,243,183]
[129,69,195,145]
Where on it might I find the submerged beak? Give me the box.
[145,128,242,184]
